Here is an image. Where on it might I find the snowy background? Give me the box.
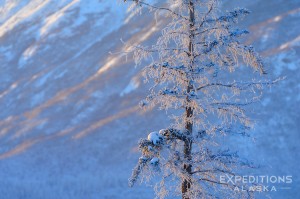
[0,0,299,198]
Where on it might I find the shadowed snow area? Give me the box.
[0,0,299,198]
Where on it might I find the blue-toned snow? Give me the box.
[0,0,299,199]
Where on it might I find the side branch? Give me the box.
[197,78,282,91]
[126,0,189,20]
[160,128,190,142]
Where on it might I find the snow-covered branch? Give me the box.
[197,78,282,91]
[206,8,251,24]
[125,0,189,20]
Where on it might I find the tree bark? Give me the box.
[182,1,195,199]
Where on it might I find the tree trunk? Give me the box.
[182,1,195,199]
[182,94,193,199]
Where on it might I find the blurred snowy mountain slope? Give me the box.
[0,0,299,198]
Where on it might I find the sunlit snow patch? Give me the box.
[147,131,162,145]
[120,78,140,97]
[40,0,126,38]
[0,0,53,38]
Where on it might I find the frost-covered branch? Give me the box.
[160,128,190,141]
[125,0,189,20]
[191,168,235,175]
[197,78,281,91]
[206,8,251,24]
